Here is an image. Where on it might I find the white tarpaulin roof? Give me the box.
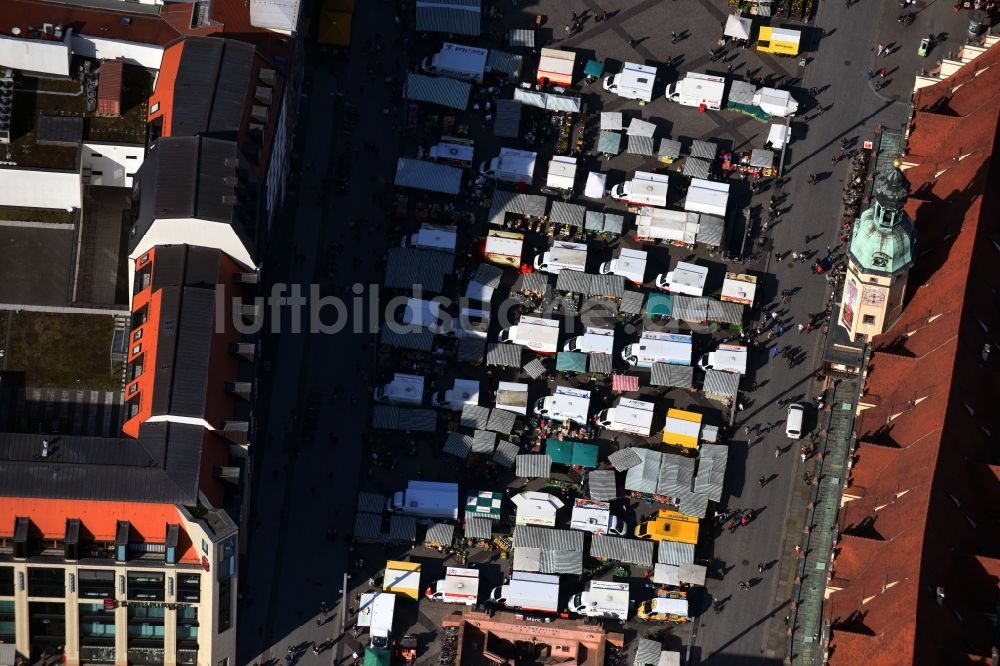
[627,118,657,137]
[512,88,581,113]
[768,123,791,148]
[601,112,624,131]
[585,172,607,198]
[547,156,577,189]
[724,14,752,40]
[684,178,730,216]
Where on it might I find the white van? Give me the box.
[433,378,480,411]
[535,386,591,425]
[610,171,669,207]
[420,43,488,82]
[596,398,655,437]
[402,298,452,335]
[562,327,614,355]
[480,148,536,184]
[786,403,804,439]
[655,261,708,296]
[498,316,559,354]
[603,62,657,102]
[621,332,693,368]
[600,248,648,286]
[401,223,457,253]
[697,343,748,375]
[533,240,588,274]
[373,373,425,406]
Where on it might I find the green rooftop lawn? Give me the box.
[3,311,123,391]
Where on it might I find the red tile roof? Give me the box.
[826,42,1000,666]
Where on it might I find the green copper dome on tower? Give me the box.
[848,161,916,275]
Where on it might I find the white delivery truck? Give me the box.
[600,248,648,285]
[373,373,425,406]
[498,316,560,354]
[428,138,475,167]
[420,43,488,82]
[596,398,655,437]
[357,592,396,648]
[568,580,630,621]
[402,298,452,334]
[666,72,727,110]
[433,378,480,411]
[570,499,626,536]
[562,327,614,355]
[479,148,536,185]
[610,171,669,207]
[535,386,591,425]
[622,332,693,368]
[698,343,748,374]
[533,240,588,274]
[490,572,560,613]
[603,62,657,102]
[655,261,709,296]
[401,223,457,252]
[426,567,480,605]
[386,481,459,521]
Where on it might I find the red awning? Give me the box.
[611,374,640,392]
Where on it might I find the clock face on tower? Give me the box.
[862,286,885,306]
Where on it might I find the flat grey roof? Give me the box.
[0,223,75,306]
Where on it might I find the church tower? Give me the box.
[838,160,916,342]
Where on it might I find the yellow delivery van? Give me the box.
[756,27,801,56]
[634,510,700,544]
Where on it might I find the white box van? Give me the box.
[387,481,459,520]
[402,298,452,335]
[535,386,591,425]
[600,248,648,285]
[786,403,804,439]
[570,499,626,536]
[562,327,614,355]
[568,580,630,621]
[490,572,560,613]
[655,261,708,296]
[666,72,726,110]
[498,316,559,354]
[401,223,457,253]
[603,62,657,102]
[420,43,488,82]
[357,592,396,648]
[533,240,588,274]
[433,378,480,411]
[622,331,692,368]
[697,343,747,374]
[610,171,669,207]
[373,373,425,406]
[596,398,655,437]
[480,148,536,184]
[426,567,480,605]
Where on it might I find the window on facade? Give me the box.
[28,567,65,598]
[78,569,115,599]
[863,315,876,325]
[217,577,232,632]
[127,572,165,601]
[126,396,140,420]
[135,266,152,295]
[0,600,14,643]
[176,574,201,603]
[29,601,66,645]
[150,102,160,114]
[127,605,165,646]
[129,354,145,382]
[132,343,142,356]
[128,383,139,396]
[133,305,149,328]
[148,116,164,144]
[176,606,198,641]
[134,328,143,341]
[79,602,116,639]
[0,566,13,596]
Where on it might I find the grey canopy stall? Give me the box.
[507,28,535,48]
[494,99,522,138]
[627,134,656,156]
[658,139,682,162]
[690,139,718,160]
[486,343,523,368]
[549,201,586,228]
[385,247,453,293]
[704,369,740,402]
[404,73,472,110]
[588,469,617,501]
[415,0,482,36]
[609,447,643,471]
[516,454,553,478]
[682,157,712,179]
[600,111,624,130]
[598,131,623,155]
[650,363,694,388]
[627,118,656,137]
[590,535,655,566]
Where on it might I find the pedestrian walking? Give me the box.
[784,614,791,626]
[758,475,766,487]
[774,445,780,458]
[770,345,780,357]
[777,323,785,336]
[797,323,805,334]
[744,425,750,436]
[564,24,572,35]
[866,69,874,80]
[765,422,773,433]
[727,64,733,74]
[807,173,815,184]
[738,580,746,590]
[758,562,765,573]
[791,251,799,261]
[875,42,885,56]
[628,37,639,48]
[878,68,887,78]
